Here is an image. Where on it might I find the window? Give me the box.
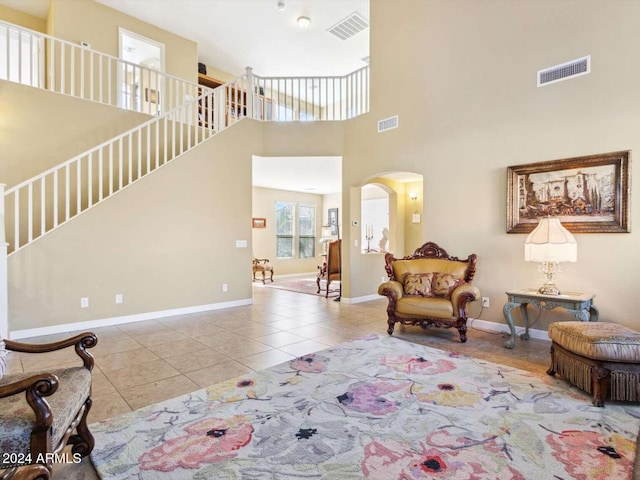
[276,201,294,258]
[275,201,316,259]
[298,204,316,258]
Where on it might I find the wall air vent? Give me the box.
[378,115,398,133]
[538,55,590,87]
[327,12,369,41]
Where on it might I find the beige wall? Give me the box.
[7,0,640,335]
[252,187,324,276]
[9,119,261,331]
[49,0,197,83]
[342,0,640,329]
[0,4,46,31]
[0,81,151,188]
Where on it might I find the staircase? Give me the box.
[0,19,369,336]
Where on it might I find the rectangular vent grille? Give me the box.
[328,12,369,41]
[538,55,590,87]
[378,115,398,133]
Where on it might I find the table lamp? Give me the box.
[524,217,577,295]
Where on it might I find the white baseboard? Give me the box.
[10,298,253,340]
[468,317,551,342]
[342,294,382,304]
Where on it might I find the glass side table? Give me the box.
[502,288,598,349]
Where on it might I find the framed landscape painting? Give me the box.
[252,218,266,228]
[506,151,630,233]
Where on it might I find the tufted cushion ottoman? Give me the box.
[547,321,640,407]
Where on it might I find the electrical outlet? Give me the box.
[80,297,89,308]
[115,294,124,304]
[222,283,228,292]
[482,297,490,308]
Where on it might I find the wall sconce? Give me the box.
[409,192,418,201]
[524,216,577,295]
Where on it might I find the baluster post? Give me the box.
[245,66,254,119]
[0,183,8,338]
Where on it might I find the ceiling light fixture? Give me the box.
[277,0,285,11]
[297,16,311,29]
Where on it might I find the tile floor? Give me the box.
[4,282,552,478]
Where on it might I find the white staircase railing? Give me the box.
[0,19,201,115]
[0,19,370,335]
[252,67,369,121]
[3,86,225,255]
[1,20,370,123]
[1,23,371,242]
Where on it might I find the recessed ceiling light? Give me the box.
[297,16,311,29]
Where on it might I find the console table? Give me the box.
[502,289,598,349]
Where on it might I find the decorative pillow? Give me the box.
[0,336,6,380]
[403,273,435,297]
[433,273,462,299]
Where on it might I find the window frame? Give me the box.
[275,201,317,259]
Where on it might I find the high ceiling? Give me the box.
[1,0,420,195]
[96,0,370,77]
[0,0,369,77]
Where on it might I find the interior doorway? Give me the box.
[118,28,165,115]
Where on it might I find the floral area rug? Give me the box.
[90,334,640,479]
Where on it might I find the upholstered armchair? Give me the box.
[0,333,97,480]
[252,258,274,284]
[378,242,480,343]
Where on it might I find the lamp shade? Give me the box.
[524,217,577,263]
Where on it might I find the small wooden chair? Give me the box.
[252,258,274,284]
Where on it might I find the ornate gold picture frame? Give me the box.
[507,151,630,233]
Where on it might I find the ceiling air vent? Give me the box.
[378,115,398,133]
[328,12,369,41]
[538,55,590,87]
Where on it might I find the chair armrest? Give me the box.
[5,332,98,371]
[0,373,58,432]
[378,280,403,299]
[0,372,58,399]
[451,283,481,316]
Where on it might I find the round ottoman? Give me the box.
[547,321,640,407]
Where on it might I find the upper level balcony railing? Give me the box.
[1,19,370,257]
[1,19,369,125]
[0,19,199,115]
